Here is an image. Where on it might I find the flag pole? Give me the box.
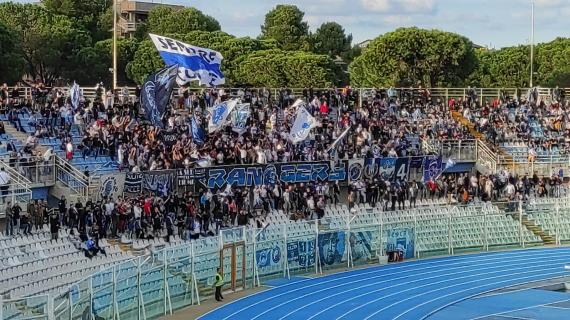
[529,0,534,88]
[113,0,118,91]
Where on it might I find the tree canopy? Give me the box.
[0,21,24,84]
[350,27,477,87]
[260,5,310,51]
[0,2,91,85]
[147,7,221,35]
[1,1,570,88]
[312,22,353,60]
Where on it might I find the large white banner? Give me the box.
[149,33,225,86]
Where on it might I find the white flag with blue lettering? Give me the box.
[69,82,80,110]
[149,33,225,86]
[208,99,237,132]
[289,106,319,144]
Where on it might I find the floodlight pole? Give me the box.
[529,0,535,88]
[113,0,118,91]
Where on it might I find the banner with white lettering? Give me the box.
[394,158,410,182]
[149,33,225,86]
[124,172,143,194]
[197,161,347,189]
[143,170,176,194]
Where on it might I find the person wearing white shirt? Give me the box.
[74,112,84,135]
[65,141,73,161]
[0,167,10,203]
[307,196,315,219]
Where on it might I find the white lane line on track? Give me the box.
[364,267,570,320]
[267,252,570,320]
[470,298,570,320]
[277,252,568,320]
[199,248,570,320]
[328,257,570,320]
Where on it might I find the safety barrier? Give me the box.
[0,161,33,218]
[4,86,566,105]
[3,198,567,320]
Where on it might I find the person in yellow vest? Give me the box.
[214,267,224,301]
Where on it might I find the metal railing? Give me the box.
[1,156,56,187]
[0,161,33,218]
[430,139,477,162]
[3,86,566,105]
[54,156,90,203]
[2,199,563,320]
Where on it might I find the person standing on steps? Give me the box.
[214,267,224,302]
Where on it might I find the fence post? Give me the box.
[519,200,523,247]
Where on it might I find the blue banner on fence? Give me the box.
[318,231,346,266]
[350,231,374,262]
[287,240,315,268]
[386,228,415,259]
[423,155,442,182]
[198,161,347,189]
[256,246,282,268]
[394,157,409,182]
[124,172,143,194]
[410,156,424,169]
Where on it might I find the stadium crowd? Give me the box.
[3,84,472,170]
[0,83,567,245]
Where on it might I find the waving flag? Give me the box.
[208,99,237,132]
[290,98,305,110]
[149,34,225,86]
[326,126,351,153]
[232,103,251,135]
[289,106,319,144]
[69,82,80,110]
[191,116,205,145]
[141,64,178,128]
[444,158,457,171]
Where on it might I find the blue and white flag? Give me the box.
[444,158,457,171]
[149,33,225,86]
[208,99,237,132]
[141,64,178,128]
[289,106,319,144]
[69,82,80,110]
[191,116,205,145]
[232,103,251,135]
[326,126,351,153]
[423,156,442,183]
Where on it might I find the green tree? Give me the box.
[0,21,24,84]
[468,46,530,87]
[260,5,310,51]
[0,3,92,85]
[535,38,570,87]
[312,22,353,60]
[72,38,139,86]
[42,0,112,41]
[350,27,477,88]
[234,50,334,87]
[147,7,220,35]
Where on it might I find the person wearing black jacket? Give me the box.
[50,211,60,240]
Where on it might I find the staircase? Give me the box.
[511,212,556,245]
[2,121,48,153]
[451,111,518,168]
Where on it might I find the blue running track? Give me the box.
[199,247,570,320]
